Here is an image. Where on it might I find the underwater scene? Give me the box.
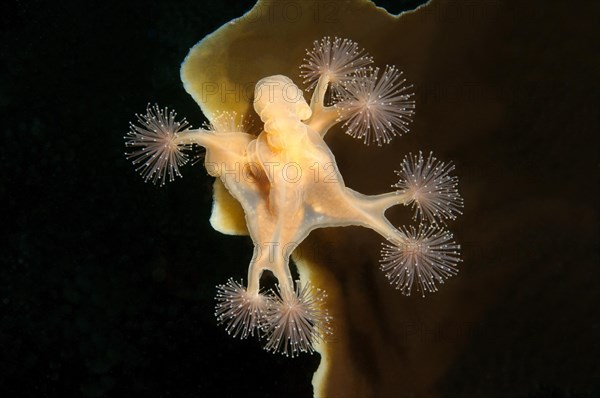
[2,0,598,397]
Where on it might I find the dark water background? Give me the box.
[1,0,598,397]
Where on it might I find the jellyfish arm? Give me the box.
[306,74,339,137]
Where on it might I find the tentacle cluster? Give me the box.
[124,104,191,186]
[215,279,332,357]
[380,224,461,297]
[214,278,267,339]
[335,65,415,145]
[300,36,374,102]
[205,110,251,135]
[301,36,415,145]
[377,151,464,297]
[394,151,464,224]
